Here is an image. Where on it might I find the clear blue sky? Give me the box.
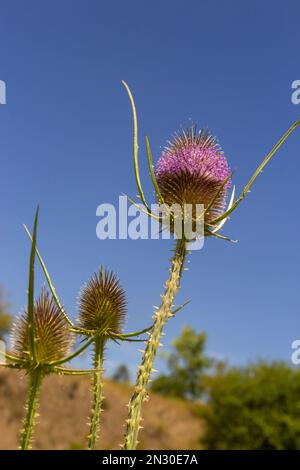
[0,0,299,376]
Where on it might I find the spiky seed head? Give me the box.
[12,289,73,364]
[77,267,127,334]
[156,127,231,231]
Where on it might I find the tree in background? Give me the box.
[151,326,212,400]
[202,361,300,450]
[0,287,12,341]
[112,364,131,383]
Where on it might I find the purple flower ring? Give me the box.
[156,127,231,229]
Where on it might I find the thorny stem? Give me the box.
[20,367,43,450]
[123,238,187,450]
[88,337,105,450]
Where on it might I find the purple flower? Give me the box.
[156,127,231,227]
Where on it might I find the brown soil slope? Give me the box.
[0,369,204,450]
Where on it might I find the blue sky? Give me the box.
[0,0,299,376]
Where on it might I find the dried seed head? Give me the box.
[12,289,73,364]
[156,127,231,228]
[77,267,127,334]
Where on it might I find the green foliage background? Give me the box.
[202,362,300,449]
[151,326,300,450]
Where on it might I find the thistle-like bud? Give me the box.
[78,267,127,334]
[12,289,73,364]
[156,127,231,230]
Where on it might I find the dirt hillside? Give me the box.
[0,369,204,450]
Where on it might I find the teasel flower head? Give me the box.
[122,81,300,243]
[156,127,232,231]
[78,267,127,336]
[12,288,73,365]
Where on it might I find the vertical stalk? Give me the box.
[20,367,43,450]
[123,238,187,450]
[88,337,105,450]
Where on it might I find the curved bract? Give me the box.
[210,119,300,225]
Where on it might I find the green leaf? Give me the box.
[145,135,165,205]
[23,224,74,327]
[47,336,95,366]
[53,367,97,376]
[111,325,153,339]
[124,193,160,222]
[0,350,26,364]
[205,230,237,243]
[27,206,39,362]
[170,300,191,317]
[211,185,236,233]
[122,80,150,212]
[210,120,300,225]
[204,172,233,220]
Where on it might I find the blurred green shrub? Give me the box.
[202,362,300,450]
[69,442,84,450]
[112,364,130,383]
[151,326,212,400]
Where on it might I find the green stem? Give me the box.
[88,337,105,450]
[20,368,43,450]
[123,238,187,450]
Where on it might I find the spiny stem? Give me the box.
[88,337,105,450]
[20,367,43,450]
[123,238,187,450]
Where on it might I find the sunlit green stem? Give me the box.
[123,238,187,450]
[88,337,105,450]
[20,367,43,450]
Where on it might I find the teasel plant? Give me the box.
[23,213,152,450]
[77,269,124,450]
[77,267,150,450]
[121,80,300,449]
[0,207,101,450]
